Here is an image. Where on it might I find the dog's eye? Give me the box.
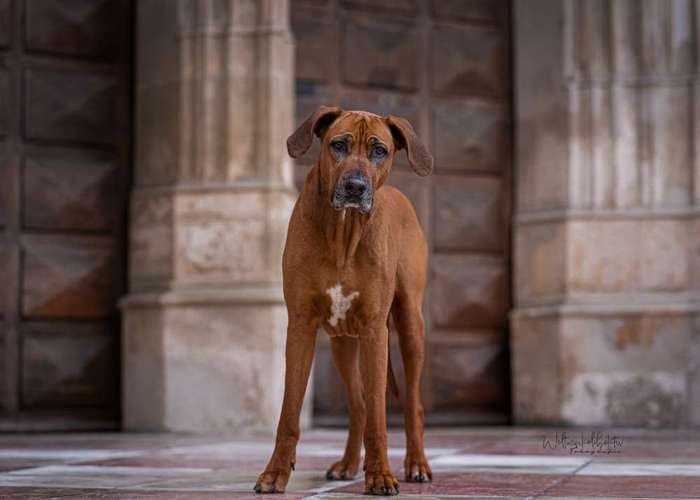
[330,141,346,153]
[371,145,387,158]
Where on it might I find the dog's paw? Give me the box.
[254,468,290,494]
[364,470,399,496]
[404,453,432,483]
[325,457,360,480]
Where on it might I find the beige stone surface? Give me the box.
[123,300,314,433]
[567,219,691,293]
[512,312,696,427]
[512,0,700,427]
[514,221,567,306]
[123,0,297,433]
[509,315,561,422]
[122,307,166,430]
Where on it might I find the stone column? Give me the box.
[121,0,303,432]
[512,0,700,427]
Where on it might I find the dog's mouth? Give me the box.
[331,194,373,213]
[331,173,373,214]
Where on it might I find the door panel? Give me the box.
[0,0,129,428]
[24,0,117,59]
[21,322,117,409]
[292,0,512,425]
[24,69,116,145]
[23,152,119,232]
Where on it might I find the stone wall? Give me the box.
[512,0,700,426]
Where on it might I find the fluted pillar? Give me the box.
[512,0,700,426]
[121,0,301,432]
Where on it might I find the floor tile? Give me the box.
[0,428,699,498]
[430,453,590,474]
[543,474,700,498]
[333,472,565,497]
[576,462,700,476]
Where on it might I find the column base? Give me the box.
[511,306,699,427]
[121,286,312,433]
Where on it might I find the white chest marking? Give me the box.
[326,283,359,327]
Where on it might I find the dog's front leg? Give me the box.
[360,324,399,496]
[255,319,316,494]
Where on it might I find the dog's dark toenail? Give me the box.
[340,471,347,480]
[254,485,261,493]
[418,472,425,481]
[326,470,334,480]
[381,486,388,494]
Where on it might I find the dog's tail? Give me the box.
[387,332,400,400]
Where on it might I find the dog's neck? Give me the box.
[301,164,371,272]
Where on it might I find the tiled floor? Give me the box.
[0,427,699,499]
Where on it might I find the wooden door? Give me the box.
[292,0,512,425]
[0,0,130,430]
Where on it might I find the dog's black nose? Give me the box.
[343,177,367,197]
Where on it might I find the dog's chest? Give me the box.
[320,281,362,337]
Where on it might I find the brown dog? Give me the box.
[254,106,433,496]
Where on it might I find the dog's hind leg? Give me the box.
[393,286,432,483]
[325,336,365,480]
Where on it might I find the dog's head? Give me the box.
[287,106,433,213]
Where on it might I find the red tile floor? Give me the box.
[0,427,699,499]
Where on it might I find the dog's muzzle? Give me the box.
[332,172,373,213]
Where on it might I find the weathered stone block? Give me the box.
[123,300,312,433]
[174,192,268,284]
[122,307,166,430]
[514,221,566,305]
[558,314,693,427]
[434,175,503,252]
[432,99,507,172]
[511,312,695,427]
[510,315,562,422]
[430,254,508,329]
[341,15,418,91]
[431,23,506,97]
[129,192,174,288]
[568,219,690,293]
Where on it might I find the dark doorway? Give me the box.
[0,0,131,430]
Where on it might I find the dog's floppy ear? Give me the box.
[287,105,343,159]
[386,115,433,176]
